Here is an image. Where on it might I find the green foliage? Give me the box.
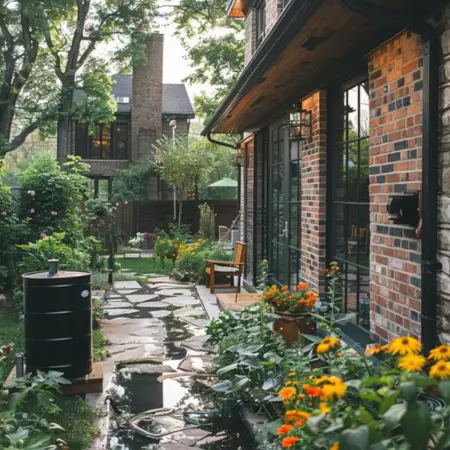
[171,0,244,122]
[199,203,216,239]
[112,159,158,201]
[93,329,109,362]
[16,233,90,273]
[0,266,8,291]
[18,156,89,243]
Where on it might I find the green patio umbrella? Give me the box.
[208,177,238,188]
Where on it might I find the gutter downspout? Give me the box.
[337,0,441,352]
[206,132,242,216]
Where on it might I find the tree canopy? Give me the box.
[0,0,157,158]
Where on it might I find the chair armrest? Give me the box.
[205,259,235,266]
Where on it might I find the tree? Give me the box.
[170,0,244,123]
[153,135,212,226]
[0,0,157,158]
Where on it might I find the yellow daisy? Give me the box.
[321,377,347,401]
[387,336,422,355]
[429,345,450,361]
[429,360,450,379]
[364,344,388,357]
[317,336,341,354]
[398,354,426,372]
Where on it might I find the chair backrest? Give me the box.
[232,242,247,267]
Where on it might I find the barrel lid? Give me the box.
[23,270,91,279]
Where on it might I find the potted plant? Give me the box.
[264,282,318,346]
[142,233,157,250]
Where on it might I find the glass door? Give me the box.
[269,124,302,286]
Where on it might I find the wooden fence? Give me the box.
[116,200,239,238]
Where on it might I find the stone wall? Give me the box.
[131,33,163,162]
[368,31,424,341]
[438,6,450,340]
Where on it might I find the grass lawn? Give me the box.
[119,256,173,276]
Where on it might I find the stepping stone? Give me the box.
[150,310,172,319]
[116,289,139,295]
[107,294,122,299]
[173,307,205,318]
[157,288,193,296]
[162,296,201,307]
[180,335,210,352]
[119,364,175,374]
[148,283,188,289]
[127,294,159,305]
[114,281,141,289]
[105,308,139,318]
[104,301,132,309]
[181,318,210,328]
[172,428,211,447]
[136,301,169,309]
[157,443,201,450]
[178,355,214,373]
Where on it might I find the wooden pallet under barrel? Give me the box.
[4,362,103,395]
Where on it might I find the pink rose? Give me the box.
[51,211,57,216]
[30,209,35,214]
[40,233,46,239]
[1,211,6,216]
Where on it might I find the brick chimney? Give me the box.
[131,33,164,161]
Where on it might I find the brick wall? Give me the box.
[368,31,424,341]
[161,117,189,137]
[131,33,163,162]
[265,0,279,35]
[300,90,327,292]
[244,10,255,66]
[83,160,129,177]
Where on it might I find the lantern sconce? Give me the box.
[289,105,312,141]
[234,147,244,166]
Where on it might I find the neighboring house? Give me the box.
[203,0,450,351]
[58,33,195,198]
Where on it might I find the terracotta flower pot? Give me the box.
[273,311,317,347]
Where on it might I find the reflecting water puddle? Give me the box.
[108,368,255,449]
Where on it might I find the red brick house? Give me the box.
[58,34,195,198]
[203,0,449,351]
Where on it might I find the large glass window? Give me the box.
[75,122,129,160]
[329,80,370,330]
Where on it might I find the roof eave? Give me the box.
[202,0,324,136]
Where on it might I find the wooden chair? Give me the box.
[205,242,247,294]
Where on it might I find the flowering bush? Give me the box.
[154,236,183,259]
[264,282,318,314]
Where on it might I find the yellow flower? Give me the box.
[289,371,296,377]
[319,402,331,414]
[330,443,339,450]
[429,360,450,379]
[285,381,292,386]
[398,354,426,372]
[278,387,297,400]
[321,377,347,401]
[429,345,450,361]
[317,337,341,354]
[387,336,422,355]
[285,409,310,424]
[365,344,388,357]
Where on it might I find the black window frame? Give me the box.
[328,73,371,336]
[74,120,130,160]
[255,0,266,48]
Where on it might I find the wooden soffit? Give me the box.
[206,0,440,134]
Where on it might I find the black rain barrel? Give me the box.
[23,261,93,379]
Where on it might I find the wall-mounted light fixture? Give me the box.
[234,147,244,166]
[289,105,312,141]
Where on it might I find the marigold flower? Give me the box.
[281,436,300,448]
[285,381,292,386]
[293,381,299,386]
[307,291,317,300]
[365,344,387,357]
[319,402,331,414]
[285,409,310,424]
[296,393,305,399]
[317,336,341,354]
[429,360,450,379]
[277,424,292,435]
[278,387,296,400]
[304,384,323,398]
[297,282,308,290]
[330,443,339,450]
[387,336,422,355]
[429,345,450,361]
[398,354,426,372]
[293,420,304,427]
[289,371,296,377]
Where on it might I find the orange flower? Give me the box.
[277,424,293,435]
[297,393,305,399]
[298,282,308,290]
[293,420,304,427]
[285,410,310,424]
[282,285,289,291]
[285,381,292,386]
[330,443,339,450]
[281,436,300,448]
[307,291,317,300]
[278,387,297,400]
[304,384,323,398]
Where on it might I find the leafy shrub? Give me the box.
[17,232,90,274]
[18,156,89,243]
[0,266,8,291]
